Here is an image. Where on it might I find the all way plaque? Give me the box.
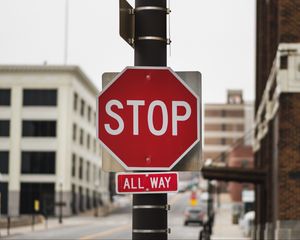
[116,172,179,194]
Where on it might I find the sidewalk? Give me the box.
[0,216,95,238]
[0,204,116,238]
[211,194,249,240]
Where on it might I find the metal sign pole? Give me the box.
[133,0,168,239]
[0,192,1,238]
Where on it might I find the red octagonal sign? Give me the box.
[97,67,200,170]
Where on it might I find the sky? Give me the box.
[0,0,256,103]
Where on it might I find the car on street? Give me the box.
[184,206,205,226]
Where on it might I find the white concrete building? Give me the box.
[0,65,110,216]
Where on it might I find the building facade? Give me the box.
[0,65,110,217]
[227,146,254,203]
[204,90,254,164]
[255,0,300,239]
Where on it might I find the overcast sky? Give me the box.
[0,0,256,103]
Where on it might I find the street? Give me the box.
[5,192,201,240]
[3,192,248,240]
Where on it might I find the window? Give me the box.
[23,89,57,106]
[99,170,101,182]
[80,99,85,117]
[79,158,83,180]
[86,162,90,182]
[73,124,77,141]
[241,159,249,168]
[93,139,96,153]
[0,120,10,137]
[280,55,288,69]
[0,151,9,174]
[79,186,84,212]
[71,184,77,215]
[205,138,223,145]
[0,89,11,106]
[74,93,78,111]
[22,121,56,137]
[0,182,8,214]
[93,191,97,208]
[93,167,96,183]
[86,189,91,209]
[224,110,244,117]
[80,129,84,145]
[87,134,90,149]
[205,124,223,131]
[220,153,226,162]
[205,110,223,117]
[21,151,56,174]
[72,154,76,177]
[88,106,91,122]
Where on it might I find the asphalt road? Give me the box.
[7,191,202,240]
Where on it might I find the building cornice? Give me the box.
[254,43,300,152]
[0,64,99,95]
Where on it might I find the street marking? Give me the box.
[80,224,130,240]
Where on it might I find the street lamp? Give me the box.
[94,180,100,217]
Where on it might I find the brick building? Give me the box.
[255,0,300,239]
[227,146,254,224]
[204,90,253,164]
[227,146,254,203]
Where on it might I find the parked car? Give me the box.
[184,207,205,226]
[240,211,255,237]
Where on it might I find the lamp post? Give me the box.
[94,180,100,217]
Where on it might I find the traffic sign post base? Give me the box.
[133,193,168,240]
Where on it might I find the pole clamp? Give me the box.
[133,205,170,210]
[136,36,171,45]
[134,6,171,14]
[133,228,171,234]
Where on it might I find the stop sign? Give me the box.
[97,67,200,170]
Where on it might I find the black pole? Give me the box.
[133,1,168,240]
[45,213,48,229]
[134,0,167,66]
[7,216,10,236]
[207,181,213,237]
[59,183,63,224]
[32,214,35,231]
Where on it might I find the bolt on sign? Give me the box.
[116,172,179,194]
[98,67,202,171]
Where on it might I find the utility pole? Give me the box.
[133,0,168,239]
